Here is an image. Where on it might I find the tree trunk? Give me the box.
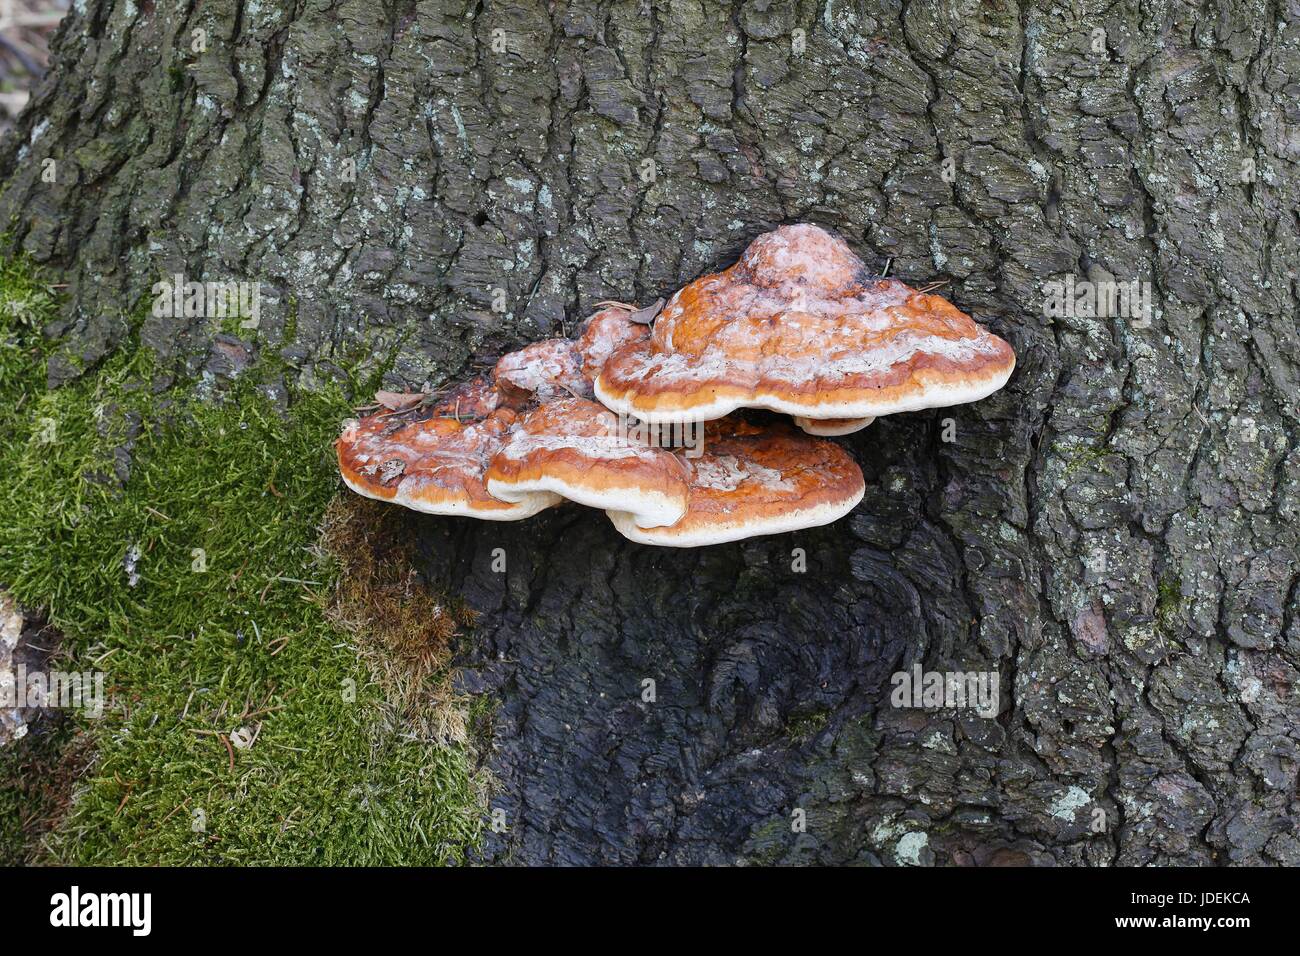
[3,0,1298,865]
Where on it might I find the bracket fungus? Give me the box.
[336,224,1016,547]
[606,419,865,547]
[594,223,1015,431]
[792,415,876,437]
[486,397,689,529]
[494,305,649,406]
[336,380,557,520]
[493,338,587,406]
[336,308,666,524]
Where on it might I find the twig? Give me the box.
[157,798,191,828]
[240,704,284,721]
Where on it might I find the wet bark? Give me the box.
[3,0,1298,865]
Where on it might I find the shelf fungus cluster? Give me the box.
[336,225,1016,547]
[595,223,1016,436]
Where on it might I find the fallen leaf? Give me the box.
[627,298,665,325]
[374,390,426,411]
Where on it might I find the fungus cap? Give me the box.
[336,385,560,520]
[494,306,650,406]
[494,338,587,405]
[486,397,689,528]
[338,303,652,523]
[433,375,502,420]
[595,224,1015,424]
[575,305,651,383]
[606,419,865,547]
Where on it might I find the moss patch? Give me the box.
[0,253,483,864]
[1155,570,1184,643]
[786,709,829,740]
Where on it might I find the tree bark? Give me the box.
[3,0,1298,865]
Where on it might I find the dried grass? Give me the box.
[0,717,94,864]
[318,493,478,745]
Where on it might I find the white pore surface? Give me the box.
[488,475,685,528]
[341,467,559,520]
[792,416,875,436]
[606,483,865,547]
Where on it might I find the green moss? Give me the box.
[1155,571,1183,637]
[0,256,57,332]
[741,816,795,865]
[0,252,482,864]
[1060,443,1107,479]
[787,709,829,740]
[280,293,300,347]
